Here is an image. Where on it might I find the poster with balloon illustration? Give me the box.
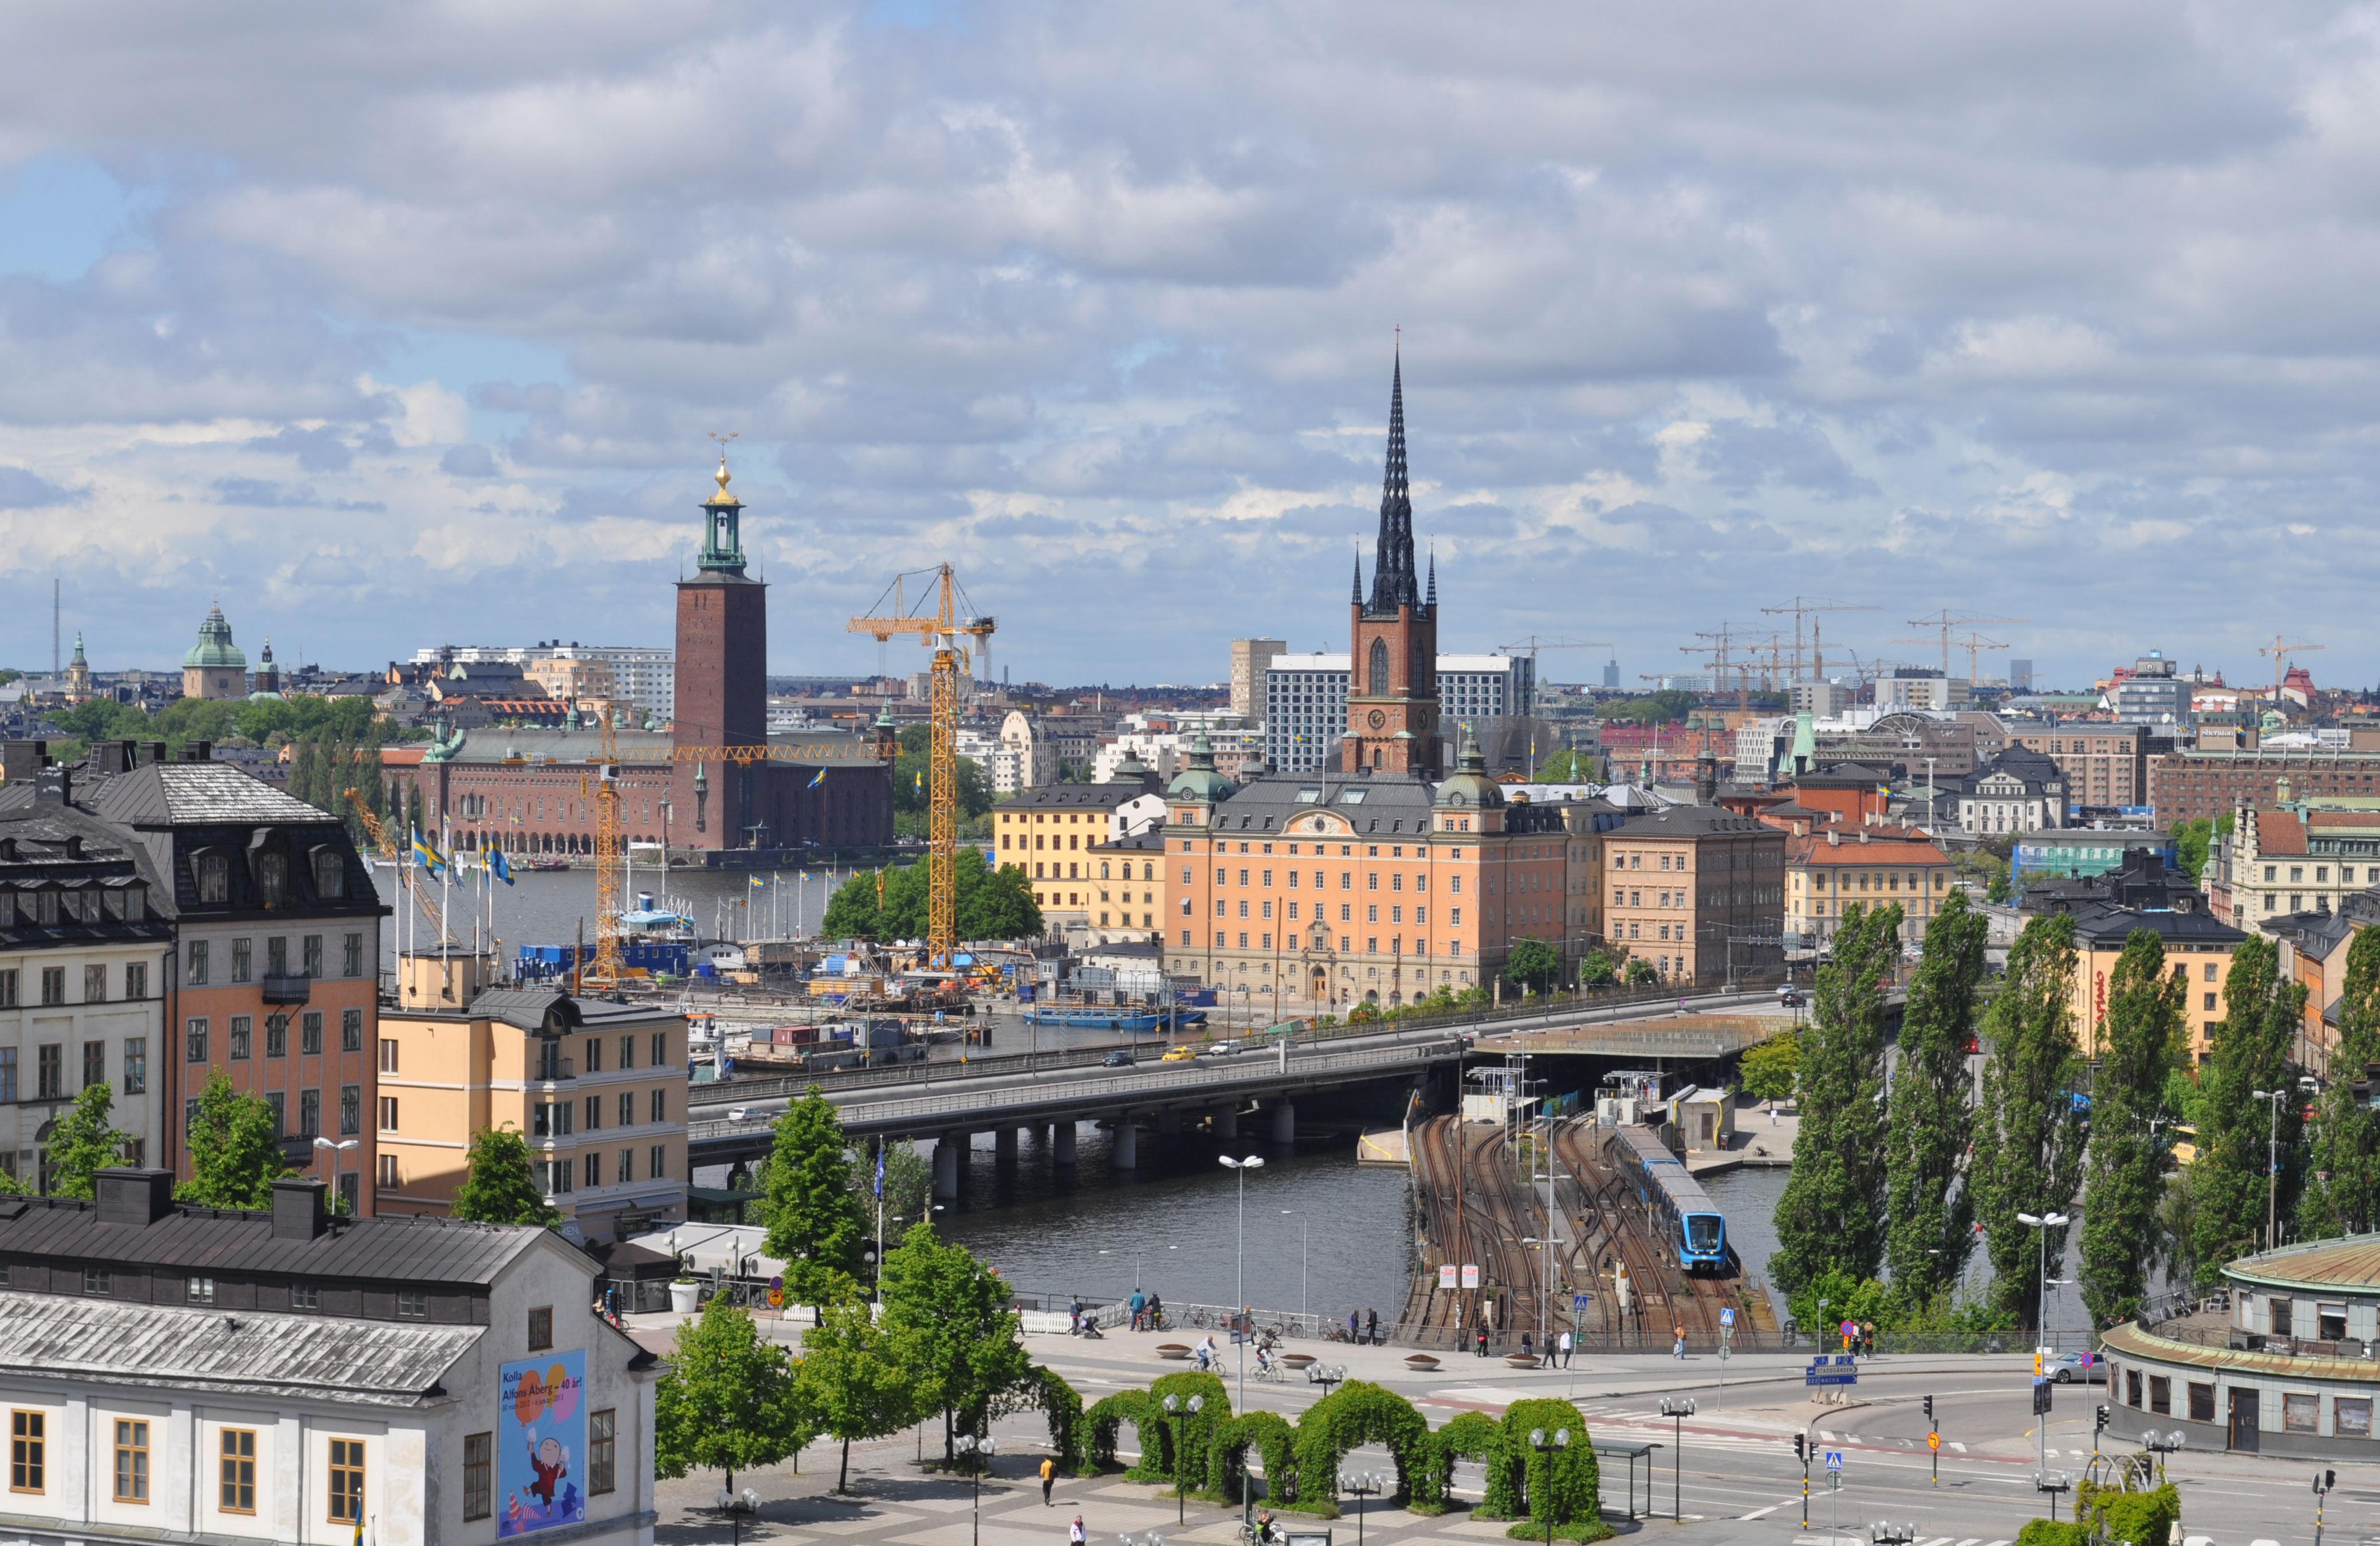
[499,1351,587,1536]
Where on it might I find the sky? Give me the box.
[1,1,2376,694]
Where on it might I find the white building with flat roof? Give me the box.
[1263,652,1534,772]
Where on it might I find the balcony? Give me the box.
[261,974,312,1005]
[533,1056,577,1084]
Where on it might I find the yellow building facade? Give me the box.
[372,952,689,1240]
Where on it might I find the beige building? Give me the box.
[525,654,620,709]
[373,952,688,1241]
[1603,805,1786,985]
[1230,639,1287,719]
[1783,821,1954,948]
[179,604,247,700]
[2012,722,2149,811]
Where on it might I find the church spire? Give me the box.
[1425,548,1437,611]
[1366,343,1418,613]
[1351,555,1363,605]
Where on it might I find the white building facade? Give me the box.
[1264,653,1535,772]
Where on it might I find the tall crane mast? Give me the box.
[1891,632,2009,684]
[580,706,626,988]
[1760,597,1878,684]
[849,565,994,972]
[2259,636,2327,703]
[1904,610,2025,680]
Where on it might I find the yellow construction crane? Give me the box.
[1760,597,1878,684]
[1892,631,2010,683]
[343,786,453,945]
[2259,636,2327,703]
[1904,610,2025,680]
[848,565,994,973]
[576,706,626,988]
[1497,636,1615,663]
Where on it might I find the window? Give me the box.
[463,1432,493,1521]
[2188,1382,2214,1422]
[528,1306,554,1351]
[316,851,346,899]
[585,1036,602,1074]
[230,937,253,982]
[187,1276,214,1304]
[267,938,287,977]
[303,934,322,978]
[2285,1392,2319,1432]
[377,1153,398,1188]
[545,1158,574,1194]
[36,1044,61,1101]
[584,1095,601,1131]
[300,1088,320,1138]
[82,1041,105,1090]
[125,961,147,999]
[266,1013,287,1059]
[534,1101,573,1138]
[84,963,107,1002]
[123,1038,145,1096]
[187,1017,209,1064]
[0,970,13,1008]
[113,1419,149,1502]
[620,1034,635,1070]
[259,853,288,908]
[343,932,363,977]
[2150,1375,2170,1415]
[617,1147,634,1183]
[291,1283,320,1311]
[82,1267,110,1295]
[197,853,230,903]
[219,1427,256,1513]
[303,1011,323,1055]
[378,1097,398,1132]
[619,1091,635,1127]
[2339,1398,2373,1438]
[2322,1303,2348,1341]
[229,1016,251,1061]
[343,1009,363,1052]
[379,1039,399,1074]
[328,1438,364,1522]
[650,1144,667,1179]
[340,1084,360,1135]
[651,1088,667,1123]
[589,1409,616,1494]
[39,967,64,1007]
[397,1292,427,1319]
[2126,1369,2142,1407]
[10,1410,42,1494]
[584,1151,603,1188]
[187,940,208,985]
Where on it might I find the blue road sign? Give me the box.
[1721,1307,1736,1327]
[1824,1451,1843,1472]
[1573,1294,1592,1313]
[1805,1356,1858,1387]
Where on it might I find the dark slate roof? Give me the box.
[1089,829,1169,853]
[2067,904,2246,947]
[1610,804,1780,839]
[0,1193,552,1287]
[1211,770,1437,837]
[1007,784,1151,812]
[84,762,337,828]
[470,986,584,1033]
[0,1291,479,1408]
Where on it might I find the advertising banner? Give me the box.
[500,1351,587,1537]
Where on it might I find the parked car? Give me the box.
[2044,1350,2106,1384]
[1102,1051,1135,1067]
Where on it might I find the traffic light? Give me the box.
[2033,1351,2044,1377]
[1923,1395,1934,1423]
[2320,1470,2337,1493]
[2095,1405,2110,1434]
[1793,1434,1806,1462]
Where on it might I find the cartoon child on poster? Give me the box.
[500,1353,587,1537]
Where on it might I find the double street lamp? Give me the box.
[1160,1393,1205,1523]
[2016,1210,2070,1480]
[1343,1469,1384,1546]
[955,1433,999,1546]
[1658,1396,1695,1520]
[1219,1154,1265,1529]
[1527,1427,1571,1546]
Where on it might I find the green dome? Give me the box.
[1166,731,1236,802]
[1433,729,1504,811]
[182,604,247,670]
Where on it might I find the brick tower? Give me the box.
[673,454,768,844]
[1344,352,1443,775]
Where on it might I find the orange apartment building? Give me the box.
[372,951,689,1240]
[1604,805,1787,984]
[81,753,388,1211]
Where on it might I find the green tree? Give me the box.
[761,1091,873,1308]
[2301,927,2380,1238]
[1739,1031,1799,1103]
[178,1068,289,1209]
[892,724,993,838]
[1885,891,1987,1301]
[880,1221,1034,1465]
[1622,958,1658,986]
[1969,914,2088,1331]
[2167,816,2234,883]
[800,1280,920,1491]
[1577,950,1616,988]
[1771,902,1901,1294]
[1532,749,1601,782]
[1502,937,1560,995]
[821,850,1043,942]
[450,1126,561,1226]
[1598,690,1700,725]
[849,1138,933,1241]
[44,1081,132,1199]
[2079,930,2188,1328]
[2189,936,2307,1280]
[654,1295,808,1491]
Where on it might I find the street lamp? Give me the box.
[1344,1469,1383,1546]
[2034,1469,2074,1523]
[2143,1429,2186,1483]
[1160,1393,1204,1522]
[954,1433,999,1546]
[1526,1427,1571,1546]
[1219,1154,1265,1529]
[313,1136,360,1213]
[1308,1362,1347,1399]
[2016,1211,2070,1480]
[1870,1520,1918,1546]
[713,1485,761,1546]
[1658,1396,1695,1520]
[2252,1089,2285,1250]
[1281,1210,1308,1318]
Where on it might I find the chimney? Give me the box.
[1,739,45,785]
[182,740,211,762]
[95,739,136,775]
[271,1178,329,1240]
[33,765,70,805]
[1828,829,1840,847]
[93,1167,176,1227]
[140,740,167,766]
[1859,828,1871,844]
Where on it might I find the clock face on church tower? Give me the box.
[1367,709,1386,729]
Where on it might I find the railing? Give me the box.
[261,974,312,1005]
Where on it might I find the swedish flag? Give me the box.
[491,849,513,886]
[410,828,447,880]
[808,767,826,789]
[914,770,925,793]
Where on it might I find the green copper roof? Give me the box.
[182,604,247,670]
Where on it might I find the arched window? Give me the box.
[314,851,345,899]
[196,853,230,904]
[1372,747,1383,769]
[258,852,288,908]
[1367,638,1389,695]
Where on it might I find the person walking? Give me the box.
[1672,1323,1685,1360]
[1130,1288,1147,1332]
[1365,1307,1379,1346]
[1348,1309,1360,1343]
[1474,1321,1489,1358]
[1071,1516,1088,1546]
[1041,1455,1055,1506]
[1559,1328,1572,1367]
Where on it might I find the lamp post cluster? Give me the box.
[713,1486,761,1546]
[1527,1427,1571,1546]
[1220,1154,1265,1528]
[1343,1469,1384,1546]
[1161,1394,1205,1523]
[956,1433,1000,1546]
[1658,1396,1695,1520]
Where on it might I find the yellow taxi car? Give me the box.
[1160,1044,1200,1063]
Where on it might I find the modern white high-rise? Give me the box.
[1262,652,1535,772]
[410,644,675,722]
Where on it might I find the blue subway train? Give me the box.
[1608,1124,1732,1274]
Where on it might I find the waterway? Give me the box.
[368,861,859,964]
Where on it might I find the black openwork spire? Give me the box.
[1426,548,1437,608]
[1367,347,1419,614]
[1351,555,1363,605]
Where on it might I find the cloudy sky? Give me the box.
[1,1,2374,693]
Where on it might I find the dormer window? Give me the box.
[258,853,288,908]
[196,853,230,904]
[314,851,345,900]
